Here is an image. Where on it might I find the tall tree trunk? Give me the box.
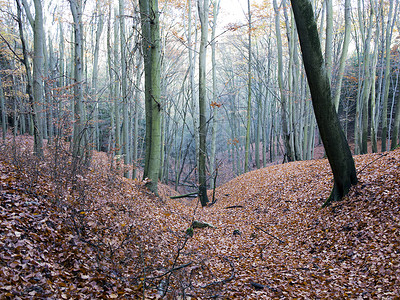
[273,0,292,162]
[0,75,6,141]
[188,0,200,178]
[70,0,86,161]
[381,0,395,152]
[333,0,351,111]
[198,0,209,206]
[17,0,43,156]
[139,0,152,179]
[92,0,104,152]
[290,0,357,207]
[119,0,130,178]
[324,0,333,79]
[391,67,400,149]
[244,0,252,172]
[132,53,142,179]
[210,0,220,188]
[21,0,44,157]
[139,0,161,194]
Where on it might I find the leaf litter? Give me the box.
[0,137,399,299]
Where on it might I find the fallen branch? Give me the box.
[224,205,244,209]
[170,192,198,199]
[254,225,285,244]
[149,262,193,279]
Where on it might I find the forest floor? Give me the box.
[1,135,399,299]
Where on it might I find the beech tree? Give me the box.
[69,0,87,162]
[21,0,44,157]
[198,0,209,206]
[139,0,161,194]
[290,0,358,206]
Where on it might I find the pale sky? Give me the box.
[219,0,249,27]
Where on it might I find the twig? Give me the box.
[357,153,389,176]
[200,256,235,288]
[149,262,193,279]
[254,225,285,244]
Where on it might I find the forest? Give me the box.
[0,0,399,298]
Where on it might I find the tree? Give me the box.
[69,0,87,161]
[198,0,209,206]
[333,0,351,111]
[0,73,6,141]
[139,0,162,194]
[210,0,220,188]
[273,0,293,162]
[119,0,130,178]
[244,0,252,172]
[21,0,44,157]
[290,0,358,206]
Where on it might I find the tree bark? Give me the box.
[290,0,357,207]
[333,0,351,111]
[198,0,209,206]
[70,0,87,161]
[244,0,252,172]
[0,75,6,141]
[273,0,292,162]
[139,0,161,194]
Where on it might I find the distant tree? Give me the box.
[290,0,358,206]
[0,73,6,141]
[244,0,252,172]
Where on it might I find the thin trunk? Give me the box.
[70,0,86,160]
[210,0,220,188]
[119,0,130,178]
[0,76,6,141]
[274,0,292,162]
[198,0,209,206]
[333,0,351,111]
[381,0,395,152]
[244,0,252,172]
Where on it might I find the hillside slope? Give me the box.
[0,137,399,299]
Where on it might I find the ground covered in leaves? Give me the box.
[1,137,399,299]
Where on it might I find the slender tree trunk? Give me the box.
[92,1,104,152]
[324,0,333,79]
[274,0,292,162]
[132,53,142,179]
[333,0,351,111]
[290,0,357,207]
[0,76,6,141]
[17,0,42,156]
[198,0,209,206]
[119,0,130,178]
[114,6,121,166]
[139,0,161,194]
[391,67,400,149]
[22,0,44,156]
[188,0,200,177]
[244,0,252,172]
[210,0,220,188]
[139,0,152,179]
[381,0,395,152]
[70,0,86,161]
